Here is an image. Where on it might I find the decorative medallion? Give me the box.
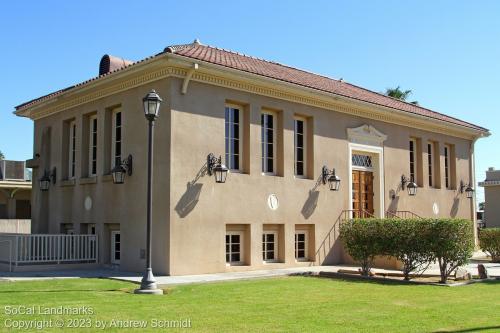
[267,194,279,211]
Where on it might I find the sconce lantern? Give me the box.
[39,167,56,191]
[401,175,417,196]
[207,153,229,183]
[322,166,341,191]
[460,180,474,199]
[112,155,133,184]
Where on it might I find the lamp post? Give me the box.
[134,90,163,295]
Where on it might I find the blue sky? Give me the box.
[0,1,498,203]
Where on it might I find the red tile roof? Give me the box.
[166,42,487,132]
[16,41,488,133]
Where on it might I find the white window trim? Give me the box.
[111,230,120,265]
[68,120,76,179]
[88,115,98,177]
[261,110,277,175]
[262,231,279,263]
[409,138,417,184]
[111,109,122,169]
[225,231,244,266]
[294,117,307,178]
[225,104,244,172]
[428,142,434,187]
[295,230,309,261]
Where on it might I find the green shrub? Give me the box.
[479,228,500,262]
[385,218,435,280]
[339,218,384,276]
[426,219,474,283]
[340,218,474,282]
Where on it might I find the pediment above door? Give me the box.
[347,124,387,147]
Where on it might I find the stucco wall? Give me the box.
[167,78,474,275]
[31,80,171,274]
[28,73,475,276]
[484,186,500,228]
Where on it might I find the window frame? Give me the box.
[224,104,243,172]
[68,120,76,179]
[262,231,278,263]
[261,110,277,175]
[88,115,98,177]
[295,231,308,261]
[111,109,122,169]
[427,142,434,187]
[294,117,307,178]
[409,138,417,183]
[225,231,244,265]
[444,144,451,189]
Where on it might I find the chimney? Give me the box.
[99,54,133,76]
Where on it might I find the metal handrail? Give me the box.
[386,210,423,219]
[342,209,376,220]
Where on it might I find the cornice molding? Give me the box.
[17,57,483,140]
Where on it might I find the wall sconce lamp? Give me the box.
[460,180,474,199]
[401,174,417,196]
[39,167,56,191]
[207,153,228,183]
[112,155,133,184]
[322,166,341,191]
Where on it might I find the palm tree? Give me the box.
[385,86,418,105]
[0,150,4,160]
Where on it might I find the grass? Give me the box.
[0,276,499,332]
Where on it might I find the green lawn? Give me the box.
[0,277,499,332]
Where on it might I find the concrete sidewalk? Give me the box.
[1,262,498,286]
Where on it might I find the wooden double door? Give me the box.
[352,170,374,217]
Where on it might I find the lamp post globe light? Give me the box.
[134,90,163,295]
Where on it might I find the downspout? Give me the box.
[470,137,479,248]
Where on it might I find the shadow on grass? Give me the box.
[293,273,500,287]
[432,326,500,332]
[0,289,128,294]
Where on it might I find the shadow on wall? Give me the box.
[450,196,460,218]
[313,210,346,265]
[301,175,323,219]
[174,164,207,218]
[387,190,399,213]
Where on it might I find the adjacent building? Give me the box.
[479,167,500,228]
[15,40,489,275]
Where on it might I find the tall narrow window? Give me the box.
[68,120,76,179]
[294,118,306,177]
[111,110,122,168]
[444,145,450,189]
[89,115,98,176]
[427,142,433,187]
[295,231,308,260]
[409,139,416,183]
[225,232,243,264]
[225,106,242,171]
[262,232,278,262]
[261,112,276,174]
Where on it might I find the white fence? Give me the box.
[0,234,98,270]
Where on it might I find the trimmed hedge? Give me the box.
[479,228,500,262]
[340,218,474,282]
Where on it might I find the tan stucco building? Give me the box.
[15,40,489,275]
[0,160,31,221]
[479,167,500,228]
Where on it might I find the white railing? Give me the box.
[0,234,98,266]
